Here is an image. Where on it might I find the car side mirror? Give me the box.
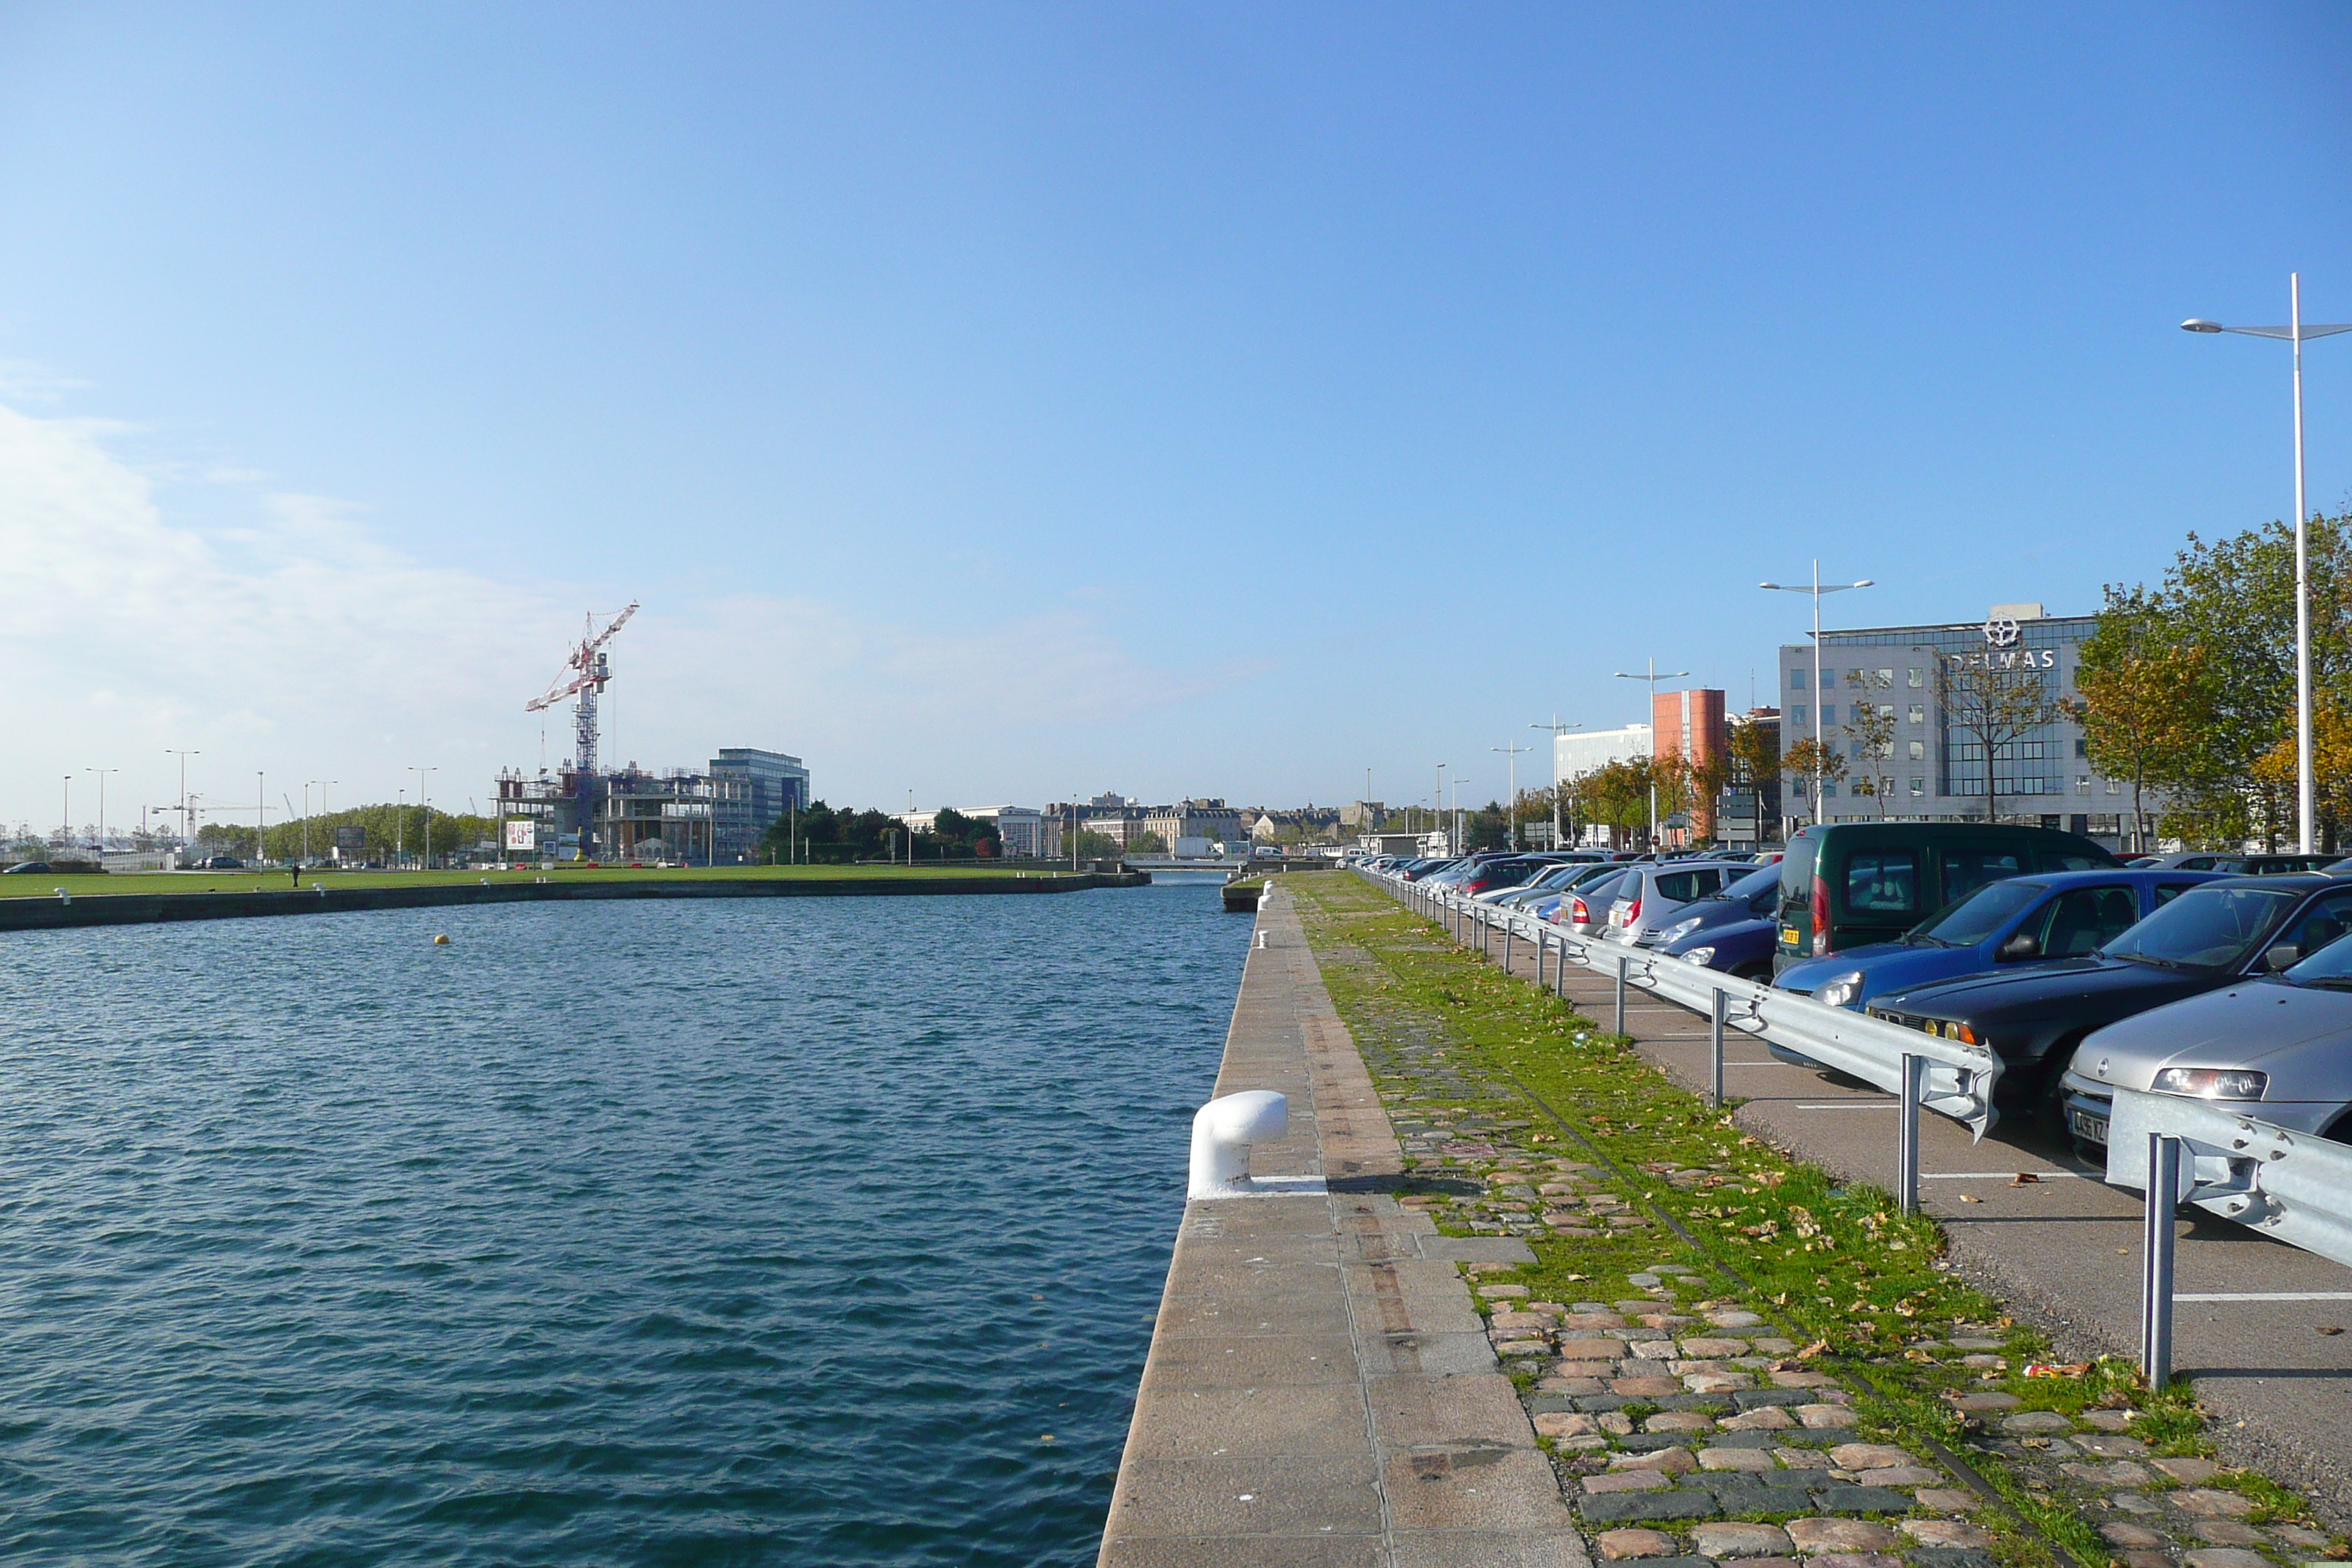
[2265,944,2301,973]
[1999,932,2040,960]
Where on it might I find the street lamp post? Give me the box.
[1435,764,1447,851]
[61,775,71,852]
[1531,717,1583,848]
[1613,659,1691,849]
[1492,742,1534,850]
[410,767,438,870]
[165,750,199,859]
[2184,277,2351,854]
[1760,565,1874,832]
[89,768,117,862]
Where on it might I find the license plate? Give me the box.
[1779,926,1801,947]
[2067,1109,2110,1145]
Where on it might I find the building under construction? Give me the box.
[507,603,809,863]
[496,750,809,864]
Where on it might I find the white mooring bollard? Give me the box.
[1188,1090,1324,1199]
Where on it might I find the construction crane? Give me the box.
[527,602,638,776]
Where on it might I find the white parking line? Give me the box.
[1922,1171,2084,1180]
[2175,1292,2352,1303]
[1797,1102,1897,1109]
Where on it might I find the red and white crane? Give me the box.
[527,602,638,776]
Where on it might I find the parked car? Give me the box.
[2,860,51,875]
[1458,856,1561,897]
[1550,867,1636,937]
[1856,874,2352,1119]
[1771,868,2223,1014]
[1490,859,1602,909]
[2059,925,2352,1153]
[1774,821,2119,973]
[2135,851,2338,875]
[200,855,244,870]
[1605,861,1755,946]
[1642,865,1785,977]
[1524,862,1633,921]
[1659,907,1780,979]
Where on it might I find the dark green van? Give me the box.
[1773,822,2119,973]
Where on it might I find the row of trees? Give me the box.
[194,805,500,864]
[758,802,1003,863]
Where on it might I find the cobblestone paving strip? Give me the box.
[1290,875,2351,1568]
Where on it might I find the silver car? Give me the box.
[2060,921,2352,1152]
[1489,857,1610,909]
[1552,866,1636,937]
[1604,861,1754,946]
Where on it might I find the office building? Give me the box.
[1778,603,2121,843]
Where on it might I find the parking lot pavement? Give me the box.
[1470,924,2352,1523]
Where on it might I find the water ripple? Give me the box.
[0,881,1240,1566]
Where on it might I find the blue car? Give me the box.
[1773,867,2226,1014]
[1658,911,1779,979]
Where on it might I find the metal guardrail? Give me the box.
[2104,1085,2352,1383]
[1359,864,2352,1392]
[1357,867,2008,1208]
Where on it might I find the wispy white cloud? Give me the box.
[0,403,1262,830]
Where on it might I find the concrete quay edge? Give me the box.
[0,870,1147,932]
[1098,881,1586,1568]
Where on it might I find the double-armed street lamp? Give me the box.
[1491,741,1535,850]
[1531,717,1583,848]
[166,750,200,850]
[1613,660,1690,848]
[409,767,437,870]
[88,769,117,861]
[2183,276,2351,854]
[1760,565,1874,828]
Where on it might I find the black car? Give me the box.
[1,860,50,875]
[1859,873,2352,1119]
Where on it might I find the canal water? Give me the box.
[0,880,1244,1566]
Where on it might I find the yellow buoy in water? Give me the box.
[432,934,451,945]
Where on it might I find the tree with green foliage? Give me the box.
[2079,512,2352,849]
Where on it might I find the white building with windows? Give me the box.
[1778,603,2123,844]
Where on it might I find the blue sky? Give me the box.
[0,4,2346,831]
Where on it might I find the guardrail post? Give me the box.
[1537,930,1549,990]
[1556,936,1569,997]
[1613,954,1627,1036]
[2142,1132,2182,1389]
[1709,987,1727,1108]
[1502,916,1513,971]
[1896,1053,1923,1213]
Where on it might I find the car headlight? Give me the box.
[2154,1067,2269,1100]
[1817,970,1866,1009]
[1658,916,1704,946]
[1681,945,1716,967]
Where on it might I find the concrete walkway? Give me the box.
[1098,884,1588,1568]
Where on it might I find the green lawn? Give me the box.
[0,864,1067,899]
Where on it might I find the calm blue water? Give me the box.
[0,880,1243,1566]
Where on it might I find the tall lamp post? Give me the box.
[2183,277,2351,854]
[61,775,71,852]
[1531,717,1583,848]
[1435,763,1447,850]
[1613,659,1691,848]
[1760,565,1874,831]
[1491,741,1534,850]
[410,767,438,870]
[88,768,117,862]
[166,750,200,858]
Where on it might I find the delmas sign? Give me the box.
[1947,617,2056,672]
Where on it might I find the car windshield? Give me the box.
[2100,884,2301,969]
[1719,866,1782,902]
[1905,880,2047,949]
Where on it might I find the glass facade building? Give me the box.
[1778,606,2125,843]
